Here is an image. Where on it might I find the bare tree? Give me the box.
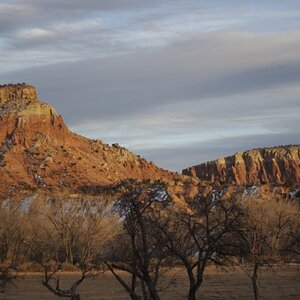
[30,196,120,300]
[0,203,31,293]
[280,201,300,260]
[238,196,298,300]
[105,181,173,300]
[154,197,243,300]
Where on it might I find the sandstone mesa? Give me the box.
[183,145,300,185]
[0,83,175,199]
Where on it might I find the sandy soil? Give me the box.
[1,265,300,299]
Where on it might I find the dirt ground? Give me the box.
[1,265,300,300]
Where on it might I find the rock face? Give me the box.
[182,146,300,185]
[0,83,38,105]
[0,83,174,197]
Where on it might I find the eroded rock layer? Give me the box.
[182,146,300,185]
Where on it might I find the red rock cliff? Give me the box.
[0,83,174,197]
[182,146,300,185]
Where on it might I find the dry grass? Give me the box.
[1,265,300,299]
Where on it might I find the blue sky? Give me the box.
[0,0,300,171]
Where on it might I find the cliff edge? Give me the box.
[182,145,300,185]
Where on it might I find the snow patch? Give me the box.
[242,186,260,199]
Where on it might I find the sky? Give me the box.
[1,0,300,171]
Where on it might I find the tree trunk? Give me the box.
[130,294,141,300]
[187,274,202,300]
[142,273,160,300]
[141,280,148,300]
[71,295,80,300]
[188,289,196,300]
[251,263,259,300]
[144,280,160,300]
[147,286,160,300]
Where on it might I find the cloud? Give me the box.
[11,19,104,49]
[29,0,164,11]
[4,30,300,121]
[0,3,38,33]
[0,0,165,36]
[15,28,56,45]
[1,1,300,74]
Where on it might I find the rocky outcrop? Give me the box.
[0,83,69,148]
[182,146,300,185]
[0,83,175,198]
[0,83,38,105]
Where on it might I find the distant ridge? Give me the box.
[182,145,300,185]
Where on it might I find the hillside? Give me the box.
[0,83,175,198]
